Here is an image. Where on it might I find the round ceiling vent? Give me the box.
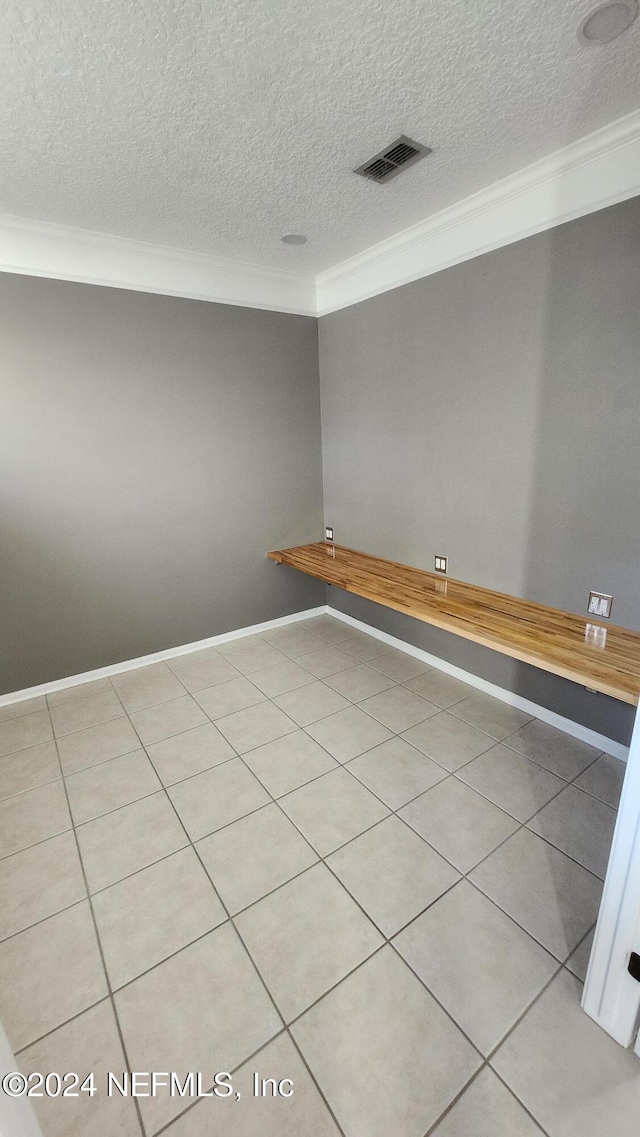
[577,0,638,44]
[281,233,307,245]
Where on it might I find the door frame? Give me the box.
[583,705,640,1047]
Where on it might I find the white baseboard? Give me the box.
[1,601,630,761]
[0,606,328,708]
[328,607,630,762]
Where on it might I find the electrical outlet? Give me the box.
[434,555,447,574]
[587,591,613,619]
[325,526,334,542]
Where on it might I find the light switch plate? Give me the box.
[435,555,447,574]
[325,526,334,542]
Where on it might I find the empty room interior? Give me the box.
[2,2,640,1136]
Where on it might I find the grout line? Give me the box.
[0,693,608,952]
[1,620,620,1136]
[147,1029,286,1136]
[130,719,349,1137]
[52,727,147,1136]
[484,1067,552,1137]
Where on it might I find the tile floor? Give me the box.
[0,614,637,1137]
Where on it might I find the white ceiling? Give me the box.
[1,0,639,275]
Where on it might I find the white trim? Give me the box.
[0,214,317,316]
[0,599,629,762]
[583,708,640,1047]
[0,1020,44,1136]
[327,607,629,761]
[0,606,327,708]
[2,110,640,317]
[316,106,640,315]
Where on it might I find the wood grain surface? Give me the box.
[268,542,640,705]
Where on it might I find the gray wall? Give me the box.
[319,198,640,745]
[0,274,324,694]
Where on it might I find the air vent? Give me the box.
[354,135,431,184]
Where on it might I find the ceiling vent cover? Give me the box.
[354,135,432,184]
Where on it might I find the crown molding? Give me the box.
[2,108,639,317]
[0,213,317,315]
[316,106,640,315]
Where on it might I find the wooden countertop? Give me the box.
[268,542,640,705]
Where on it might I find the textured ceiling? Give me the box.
[2,0,639,273]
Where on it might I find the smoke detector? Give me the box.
[354,135,432,184]
[577,1,638,44]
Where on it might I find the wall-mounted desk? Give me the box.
[268,542,640,706]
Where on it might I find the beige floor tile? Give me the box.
[115,923,281,1132]
[47,678,114,708]
[260,626,325,657]
[492,970,640,1137]
[334,631,389,662]
[347,736,448,809]
[274,681,350,726]
[18,1000,141,1137]
[146,722,235,785]
[527,785,616,879]
[395,881,557,1054]
[279,767,390,856]
[0,832,86,940]
[76,791,188,892]
[574,752,626,808]
[0,710,53,757]
[400,777,518,873]
[328,815,460,937]
[93,847,226,989]
[235,863,382,1021]
[167,645,221,670]
[324,663,396,702]
[0,740,60,800]
[369,648,430,682]
[296,644,363,679]
[215,702,297,753]
[165,1031,340,1136]
[66,749,161,824]
[243,730,338,797]
[0,695,47,721]
[306,705,392,762]
[431,1067,543,1137]
[169,655,240,693]
[402,711,494,771]
[129,694,208,745]
[298,616,354,643]
[250,659,316,697]
[168,758,269,840]
[358,685,439,732]
[194,676,266,718]
[215,633,268,656]
[505,719,600,780]
[0,780,71,858]
[0,901,107,1050]
[197,803,317,914]
[470,828,602,960]
[451,693,532,741]
[51,690,124,737]
[565,927,594,981]
[456,744,566,821]
[116,667,187,714]
[292,946,481,1137]
[223,641,288,675]
[56,716,140,775]
[404,670,475,708]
